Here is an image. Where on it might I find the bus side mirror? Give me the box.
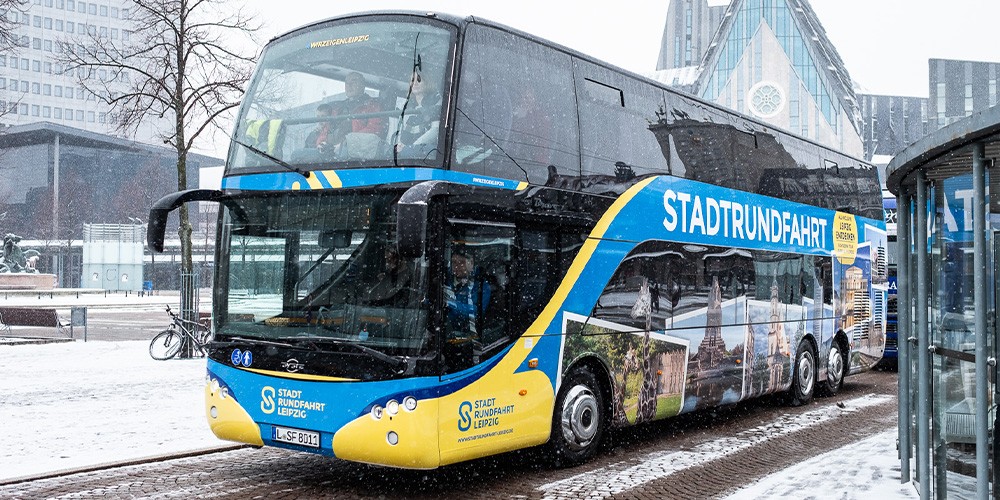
[147,189,227,253]
[396,181,472,259]
[396,203,428,259]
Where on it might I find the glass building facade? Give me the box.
[0,122,221,288]
[887,105,1000,499]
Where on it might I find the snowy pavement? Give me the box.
[0,340,218,481]
[0,340,919,497]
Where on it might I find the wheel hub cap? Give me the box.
[799,353,815,395]
[560,385,599,450]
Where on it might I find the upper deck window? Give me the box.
[228,18,455,175]
[452,24,579,184]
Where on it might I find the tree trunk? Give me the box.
[176,115,196,357]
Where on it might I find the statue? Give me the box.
[0,233,41,273]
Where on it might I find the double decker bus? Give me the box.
[148,11,886,468]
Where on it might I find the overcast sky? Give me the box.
[197,0,999,160]
[238,0,1000,98]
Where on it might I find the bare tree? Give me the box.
[0,0,28,124]
[60,0,260,313]
[0,0,25,51]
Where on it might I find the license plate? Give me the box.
[272,425,321,448]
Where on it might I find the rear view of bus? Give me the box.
[148,11,886,470]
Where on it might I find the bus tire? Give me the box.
[819,338,847,397]
[788,340,816,406]
[549,365,606,466]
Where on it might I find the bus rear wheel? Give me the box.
[549,366,605,466]
[788,340,816,406]
[819,340,846,396]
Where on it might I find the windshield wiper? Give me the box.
[214,335,307,350]
[279,335,406,370]
[231,136,312,179]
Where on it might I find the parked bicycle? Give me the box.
[149,305,211,360]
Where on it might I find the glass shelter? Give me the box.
[887,105,1000,500]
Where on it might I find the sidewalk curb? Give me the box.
[0,444,249,486]
[0,337,74,345]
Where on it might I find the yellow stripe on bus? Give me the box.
[523,176,658,337]
[321,170,343,188]
[305,172,325,190]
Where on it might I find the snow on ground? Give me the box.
[1,339,920,498]
[724,430,918,499]
[0,340,216,481]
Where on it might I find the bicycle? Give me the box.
[149,305,211,360]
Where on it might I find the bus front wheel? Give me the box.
[549,366,605,466]
[788,340,816,406]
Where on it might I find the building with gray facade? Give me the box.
[655,0,728,71]
[0,122,221,288]
[857,93,930,177]
[0,0,164,144]
[928,58,1000,129]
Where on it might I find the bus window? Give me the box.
[227,234,287,322]
[228,19,454,173]
[443,220,515,373]
[453,24,579,183]
[513,229,558,332]
[574,59,669,179]
[704,248,754,301]
[592,240,730,332]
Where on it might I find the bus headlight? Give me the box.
[371,405,383,420]
[403,396,417,412]
[386,399,399,416]
[386,431,399,446]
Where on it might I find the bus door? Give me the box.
[436,217,554,464]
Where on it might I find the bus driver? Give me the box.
[445,249,491,337]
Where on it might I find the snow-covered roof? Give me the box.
[648,66,702,90]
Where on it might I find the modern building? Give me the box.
[928,58,1000,129]
[653,0,864,157]
[887,103,1000,500]
[0,0,162,144]
[655,0,728,71]
[653,2,1000,174]
[0,121,222,288]
[857,93,930,178]
[859,59,1000,171]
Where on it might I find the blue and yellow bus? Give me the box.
[148,11,886,468]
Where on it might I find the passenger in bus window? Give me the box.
[395,68,442,156]
[305,103,334,150]
[329,72,384,156]
[445,249,491,337]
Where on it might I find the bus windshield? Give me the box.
[228,18,455,173]
[215,190,431,378]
